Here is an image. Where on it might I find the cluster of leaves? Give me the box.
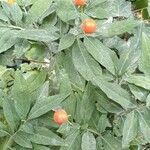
[0,0,150,149]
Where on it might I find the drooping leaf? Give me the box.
[3,96,20,132]
[122,111,138,148]
[97,114,111,133]
[80,83,96,124]
[30,127,65,146]
[26,70,47,92]
[125,75,150,90]
[93,78,136,109]
[102,133,122,150]
[57,123,80,137]
[28,93,69,120]
[33,144,51,150]
[57,51,85,91]
[95,89,124,114]
[81,131,96,150]
[0,122,9,137]
[56,0,79,22]
[58,34,75,51]
[129,84,149,102]
[2,2,22,24]
[60,128,81,150]
[85,0,108,19]
[72,40,102,81]
[11,71,31,119]
[84,37,116,75]
[100,20,140,37]
[25,0,53,25]
[16,29,59,42]
[107,0,132,18]
[37,81,49,102]
[0,29,18,54]
[138,108,150,143]
[13,131,32,148]
[59,69,72,94]
[116,49,135,76]
[146,94,150,107]
[14,39,30,57]
[139,33,150,76]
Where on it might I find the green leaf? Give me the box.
[37,81,49,102]
[14,39,30,57]
[57,51,85,91]
[20,122,34,134]
[0,8,9,22]
[146,94,150,107]
[122,111,138,148]
[3,96,20,132]
[93,79,136,109]
[0,65,7,78]
[100,20,140,37]
[102,133,122,150]
[95,89,123,114]
[12,71,31,119]
[26,70,47,92]
[116,49,135,76]
[85,1,108,19]
[97,114,111,133]
[58,34,75,51]
[62,94,77,120]
[72,40,102,81]
[25,44,47,61]
[80,83,96,124]
[113,117,124,137]
[56,0,79,22]
[2,2,22,24]
[59,69,72,94]
[81,131,96,150]
[57,123,80,137]
[0,29,18,54]
[28,93,69,120]
[96,136,103,150]
[107,0,132,17]
[0,122,9,137]
[16,29,59,42]
[30,127,65,146]
[25,0,53,25]
[74,92,83,123]
[33,144,51,150]
[84,37,116,75]
[139,33,150,76]
[60,129,81,150]
[129,84,149,102]
[13,131,32,148]
[125,75,150,90]
[138,108,150,143]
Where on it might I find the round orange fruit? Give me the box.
[81,18,97,34]
[53,109,68,126]
[73,0,87,7]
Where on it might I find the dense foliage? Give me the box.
[0,0,150,149]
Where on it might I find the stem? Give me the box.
[87,128,101,136]
[14,58,50,64]
[133,7,148,13]
[0,25,23,30]
[3,136,14,150]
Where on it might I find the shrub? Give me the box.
[0,0,150,149]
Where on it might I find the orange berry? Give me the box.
[81,19,97,34]
[53,109,68,126]
[7,0,16,5]
[73,0,87,6]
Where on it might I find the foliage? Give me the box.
[0,0,150,149]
